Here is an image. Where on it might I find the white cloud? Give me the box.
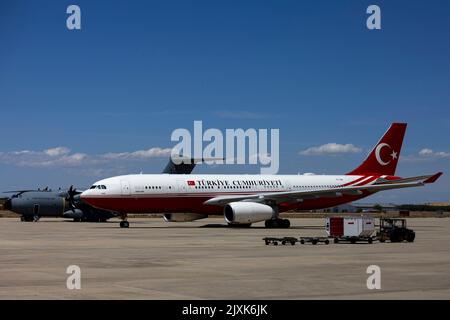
[419,148,450,158]
[56,153,88,166]
[44,147,71,157]
[221,153,270,163]
[12,150,32,155]
[299,143,362,156]
[103,147,172,160]
[0,146,172,168]
[400,148,450,163]
[0,149,88,168]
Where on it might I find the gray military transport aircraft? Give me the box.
[3,186,117,222]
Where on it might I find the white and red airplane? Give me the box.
[81,123,442,228]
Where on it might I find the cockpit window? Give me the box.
[90,185,106,190]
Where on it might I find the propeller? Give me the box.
[66,185,81,211]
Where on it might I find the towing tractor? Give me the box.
[377,218,415,243]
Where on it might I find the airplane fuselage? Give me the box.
[81,173,381,214]
[79,123,442,229]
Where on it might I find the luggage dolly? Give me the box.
[333,236,375,244]
[299,237,330,245]
[263,237,298,246]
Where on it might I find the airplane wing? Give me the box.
[204,172,443,206]
[3,190,35,195]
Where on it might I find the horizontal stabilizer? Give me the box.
[423,172,443,184]
[162,157,224,174]
[374,172,443,185]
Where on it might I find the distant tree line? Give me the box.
[398,204,450,212]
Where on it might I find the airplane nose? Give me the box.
[79,190,90,202]
[3,199,12,211]
[79,190,96,207]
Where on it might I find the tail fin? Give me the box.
[347,123,407,176]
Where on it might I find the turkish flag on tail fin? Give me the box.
[347,123,407,176]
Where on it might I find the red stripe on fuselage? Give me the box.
[353,175,380,186]
[82,191,372,215]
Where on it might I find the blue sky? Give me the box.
[0,0,449,203]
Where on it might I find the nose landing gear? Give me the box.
[119,213,129,228]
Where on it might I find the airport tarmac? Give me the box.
[0,217,449,299]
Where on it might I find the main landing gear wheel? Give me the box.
[120,221,129,228]
[265,218,291,229]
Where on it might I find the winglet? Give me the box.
[424,172,443,184]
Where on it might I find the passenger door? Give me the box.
[285,179,292,191]
[177,179,187,193]
[121,180,131,195]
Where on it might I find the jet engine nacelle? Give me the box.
[163,213,208,222]
[224,202,275,224]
